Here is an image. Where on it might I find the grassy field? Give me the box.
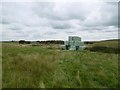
[2,40,119,88]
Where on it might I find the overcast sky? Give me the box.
[1,0,119,41]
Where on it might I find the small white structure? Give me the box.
[61,36,86,50]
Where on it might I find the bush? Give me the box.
[19,40,31,44]
[86,46,119,54]
[19,40,25,44]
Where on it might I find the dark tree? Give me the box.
[19,40,26,44]
[25,41,31,44]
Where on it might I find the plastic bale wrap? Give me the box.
[74,37,81,41]
[69,41,74,46]
[61,36,85,50]
[69,45,76,50]
[74,41,81,46]
[68,36,73,41]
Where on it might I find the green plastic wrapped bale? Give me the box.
[68,36,81,42]
[69,45,76,50]
[73,37,81,41]
[74,41,81,46]
[68,36,73,41]
[69,41,74,46]
[61,36,85,50]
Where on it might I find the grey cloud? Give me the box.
[5,23,24,31]
[2,2,41,27]
[52,26,68,29]
[1,21,10,24]
[101,3,118,26]
[33,2,87,21]
[83,2,118,27]
[82,26,108,31]
[65,31,74,34]
[32,34,45,40]
[47,20,73,29]
[33,2,118,28]
[1,1,118,41]
[8,26,21,30]
[51,23,71,29]
[44,32,57,35]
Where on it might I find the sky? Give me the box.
[0,0,119,41]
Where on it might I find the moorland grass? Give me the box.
[2,42,118,88]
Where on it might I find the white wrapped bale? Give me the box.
[68,36,81,42]
[68,36,73,41]
[69,41,74,46]
[74,41,81,46]
[61,36,86,50]
[74,37,81,41]
[69,45,76,50]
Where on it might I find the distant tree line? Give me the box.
[19,40,31,44]
[84,41,93,44]
[36,40,64,44]
[19,40,64,44]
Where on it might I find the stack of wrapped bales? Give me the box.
[61,36,86,50]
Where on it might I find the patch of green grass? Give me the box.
[86,40,119,54]
[2,42,118,88]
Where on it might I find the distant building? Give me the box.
[61,36,86,50]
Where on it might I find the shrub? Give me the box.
[87,46,119,54]
[19,40,26,44]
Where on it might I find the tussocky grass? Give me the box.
[2,41,118,88]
